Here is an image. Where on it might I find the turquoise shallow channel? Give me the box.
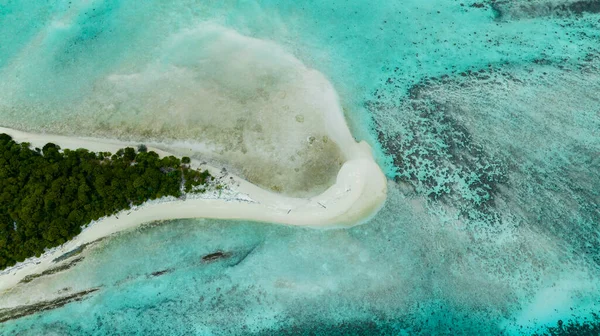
[1,0,600,335]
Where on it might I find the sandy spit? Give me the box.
[0,126,387,293]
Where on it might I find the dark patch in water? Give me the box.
[370,67,510,219]
[51,237,107,263]
[52,246,86,264]
[149,269,172,277]
[252,320,398,336]
[489,0,600,20]
[0,288,99,323]
[249,305,503,336]
[201,251,233,263]
[370,58,600,268]
[20,257,85,284]
[199,245,259,267]
[533,313,600,336]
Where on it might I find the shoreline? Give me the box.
[0,126,387,293]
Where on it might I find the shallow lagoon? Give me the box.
[1,0,599,334]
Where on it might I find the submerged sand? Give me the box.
[0,23,387,295]
[0,24,355,197]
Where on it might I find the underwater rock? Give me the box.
[0,288,100,323]
[149,269,173,277]
[52,237,108,263]
[201,251,233,263]
[52,245,87,263]
[20,257,85,284]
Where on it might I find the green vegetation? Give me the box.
[0,134,211,269]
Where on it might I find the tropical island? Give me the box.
[0,126,387,292]
[0,133,211,269]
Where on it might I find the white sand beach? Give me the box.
[0,126,387,293]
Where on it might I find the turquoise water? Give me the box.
[1,0,600,335]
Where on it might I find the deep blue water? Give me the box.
[1,0,599,335]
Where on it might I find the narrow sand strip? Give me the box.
[0,126,387,292]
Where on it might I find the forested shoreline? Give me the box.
[0,133,211,269]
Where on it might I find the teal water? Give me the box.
[1,0,600,335]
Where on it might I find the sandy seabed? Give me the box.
[0,125,387,293]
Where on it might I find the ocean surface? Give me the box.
[1,0,600,335]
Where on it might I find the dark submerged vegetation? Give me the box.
[0,133,211,269]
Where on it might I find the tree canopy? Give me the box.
[0,134,211,269]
